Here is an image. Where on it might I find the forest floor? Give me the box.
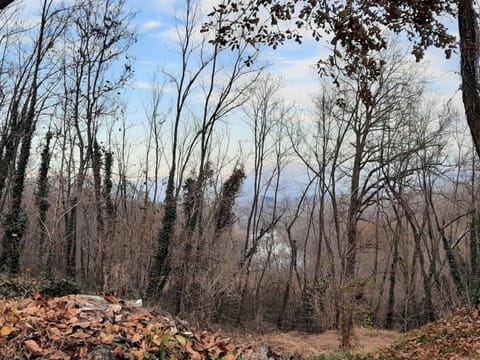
[1,275,480,359]
[232,327,399,358]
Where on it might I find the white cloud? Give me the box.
[419,45,462,111]
[260,42,328,107]
[150,26,178,42]
[132,0,465,123]
[139,20,162,33]
[130,81,156,90]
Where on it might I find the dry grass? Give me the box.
[232,327,400,357]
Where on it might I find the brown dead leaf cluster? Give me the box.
[374,309,480,360]
[0,291,267,359]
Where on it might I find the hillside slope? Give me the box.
[0,292,276,359]
[371,309,480,360]
[1,278,479,360]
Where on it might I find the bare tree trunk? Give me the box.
[0,0,14,11]
[385,218,401,329]
[277,179,313,328]
[469,156,480,306]
[458,0,480,159]
[277,236,296,328]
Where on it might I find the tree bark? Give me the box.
[0,0,13,11]
[458,0,480,159]
[385,222,400,329]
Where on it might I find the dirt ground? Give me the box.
[233,327,400,357]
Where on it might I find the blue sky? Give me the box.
[125,0,465,192]
[20,0,462,113]
[18,0,465,182]
[128,0,462,110]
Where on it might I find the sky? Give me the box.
[18,0,466,184]
[18,0,463,109]
[121,0,465,190]
[20,0,464,127]
[128,0,462,110]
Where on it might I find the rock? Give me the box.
[87,345,116,360]
[243,344,283,360]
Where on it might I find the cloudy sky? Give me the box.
[21,0,463,119]
[16,0,466,184]
[129,0,461,109]
[113,0,465,180]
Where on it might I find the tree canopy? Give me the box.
[204,1,480,160]
[203,1,456,78]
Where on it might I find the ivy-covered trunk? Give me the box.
[36,131,53,269]
[1,113,36,273]
[469,215,480,306]
[147,171,177,298]
[0,0,50,273]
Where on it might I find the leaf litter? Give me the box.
[2,287,480,359]
[0,291,274,359]
[372,309,480,360]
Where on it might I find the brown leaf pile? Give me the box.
[0,291,265,359]
[374,309,480,360]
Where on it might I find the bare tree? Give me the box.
[147,0,262,300]
[1,0,68,273]
[235,75,290,326]
[60,0,135,281]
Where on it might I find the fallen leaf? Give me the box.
[70,331,91,339]
[0,326,12,337]
[131,332,142,343]
[186,342,202,360]
[114,346,124,356]
[32,290,41,300]
[47,326,63,340]
[24,304,39,316]
[0,288,251,360]
[100,332,115,344]
[104,294,120,303]
[108,303,122,314]
[226,343,236,352]
[78,346,88,357]
[46,349,71,359]
[4,308,20,323]
[67,308,80,317]
[24,339,43,355]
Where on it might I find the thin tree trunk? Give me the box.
[277,232,297,328]
[385,221,400,329]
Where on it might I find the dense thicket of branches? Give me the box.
[0,0,479,349]
[203,0,480,347]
